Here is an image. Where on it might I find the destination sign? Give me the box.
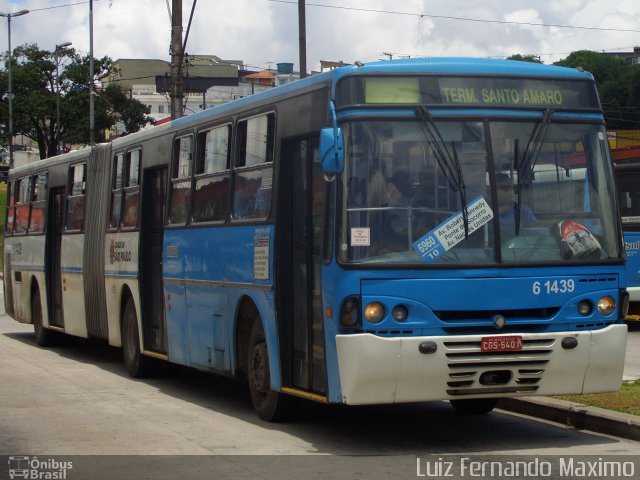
[440,85,562,106]
[437,78,578,107]
[337,75,600,110]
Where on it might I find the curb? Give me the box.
[498,396,640,442]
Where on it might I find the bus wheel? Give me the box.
[450,398,499,415]
[32,289,58,347]
[247,320,296,421]
[122,298,153,378]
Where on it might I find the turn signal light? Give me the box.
[392,305,409,322]
[577,300,593,316]
[340,296,360,328]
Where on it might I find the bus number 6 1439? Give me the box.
[532,279,575,295]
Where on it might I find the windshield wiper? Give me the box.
[415,106,469,237]
[514,109,554,234]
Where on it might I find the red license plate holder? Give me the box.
[480,335,523,352]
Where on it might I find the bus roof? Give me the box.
[9,57,596,176]
[171,57,595,128]
[334,57,594,80]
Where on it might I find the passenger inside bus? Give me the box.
[387,169,414,207]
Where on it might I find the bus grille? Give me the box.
[443,338,554,396]
[436,307,560,335]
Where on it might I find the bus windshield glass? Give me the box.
[339,118,620,265]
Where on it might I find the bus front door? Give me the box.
[279,137,327,396]
[46,187,65,328]
[140,167,168,354]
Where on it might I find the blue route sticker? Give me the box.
[412,195,494,263]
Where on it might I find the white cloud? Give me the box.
[0,0,638,69]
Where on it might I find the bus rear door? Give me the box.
[140,167,168,353]
[46,187,65,328]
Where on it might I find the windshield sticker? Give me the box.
[412,195,494,263]
[351,227,371,246]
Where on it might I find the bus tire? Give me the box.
[450,398,499,415]
[32,289,58,347]
[247,319,297,421]
[122,297,154,378]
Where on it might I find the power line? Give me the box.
[267,0,640,34]
[21,0,109,13]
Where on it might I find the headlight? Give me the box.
[597,296,616,316]
[364,302,385,323]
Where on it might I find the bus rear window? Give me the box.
[193,125,231,223]
[122,149,141,228]
[29,173,47,233]
[5,181,15,234]
[66,163,86,231]
[233,113,275,220]
[169,135,193,226]
[14,177,30,234]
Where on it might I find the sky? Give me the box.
[0,0,639,73]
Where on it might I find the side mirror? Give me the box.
[320,127,344,177]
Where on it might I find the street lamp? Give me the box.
[55,41,72,154]
[0,9,29,167]
[89,0,94,145]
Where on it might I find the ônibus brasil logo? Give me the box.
[8,456,73,479]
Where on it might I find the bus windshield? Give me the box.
[339,118,621,265]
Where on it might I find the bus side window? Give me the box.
[193,124,231,223]
[66,163,86,231]
[233,113,274,220]
[14,177,31,234]
[168,135,193,226]
[5,180,15,235]
[122,149,141,228]
[29,173,47,233]
[109,153,124,229]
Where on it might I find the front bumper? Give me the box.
[335,324,627,405]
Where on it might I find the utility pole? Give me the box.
[89,0,95,145]
[170,0,184,119]
[298,0,307,78]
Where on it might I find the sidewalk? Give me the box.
[498,333,640,442]
[498,396,640,442]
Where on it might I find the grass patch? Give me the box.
[555,379,640,416]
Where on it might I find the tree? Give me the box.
[0,43,152,159]
[507,54,543,64]
[554,50,640,130]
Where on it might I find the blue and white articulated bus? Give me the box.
[615,159,640,321]
[4,58,628,421]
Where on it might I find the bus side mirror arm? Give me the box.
[320,100,344,181]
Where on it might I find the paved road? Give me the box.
[1,281,639,479]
